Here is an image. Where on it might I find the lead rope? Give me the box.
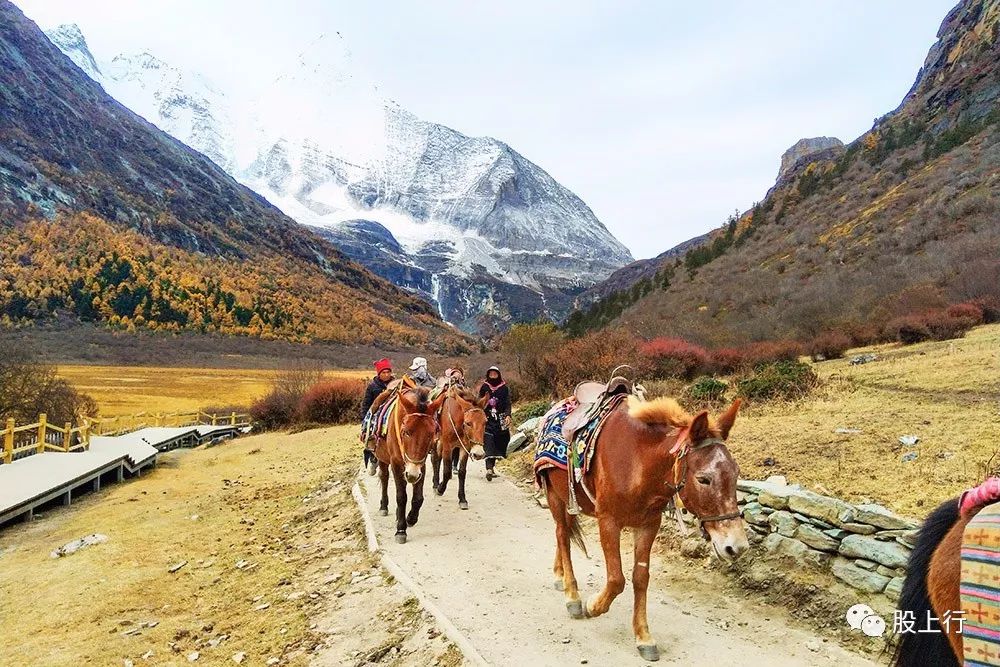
[447,403,474,457]
[392,395,426,467]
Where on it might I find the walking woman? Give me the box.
[478,365,511,481]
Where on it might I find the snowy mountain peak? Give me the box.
[46,23,101,80]
[45,23,633,333]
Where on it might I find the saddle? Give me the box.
[562,376,633,442]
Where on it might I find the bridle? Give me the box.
[392,398,434,468]
[445,397,484,457]
[665,437,742,535]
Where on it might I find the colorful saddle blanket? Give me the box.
[361,393,398,443]
[961,499,1000,666]
[533,393,626,477]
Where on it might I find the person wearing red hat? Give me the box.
[360,358,394,475]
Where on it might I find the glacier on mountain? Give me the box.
[45,23,632,332]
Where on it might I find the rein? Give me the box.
[665,437,742,531]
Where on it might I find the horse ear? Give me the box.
[428,391,448,414]
[477,394,489,409]
[398,389,417,413]
[717,399,741,440]
[689,411,712,443]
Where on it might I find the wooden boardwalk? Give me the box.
[0,423,248,526]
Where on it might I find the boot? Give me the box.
[363,449,378,476]
[485,458,495,481]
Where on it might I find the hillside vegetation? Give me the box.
[572,0,1000,347]
[0,2,467,352]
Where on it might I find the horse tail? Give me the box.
[891,497,960,667]
[568,514,589,559]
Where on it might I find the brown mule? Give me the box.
[431,387,488,510]
[540,397,748,662]
[375,387,447,544]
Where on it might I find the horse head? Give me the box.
[449,388,487,461]
[396,388,445,483]
[670,399,748,562]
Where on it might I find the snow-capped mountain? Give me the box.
[46,24,633,333]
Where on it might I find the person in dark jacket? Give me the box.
[361,358,394,475]
[478,365,511,481]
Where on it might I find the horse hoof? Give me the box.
[378,508,388,517]
[406,515,419,527]
[566,600,585,619]
[637,644,660,662]
[394,532,407,544]
[435,487,445,496]
[459,501,469,510]
[553,580,564,591]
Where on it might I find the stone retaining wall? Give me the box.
[732,477,919,601]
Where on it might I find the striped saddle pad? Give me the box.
[361,394,398,442]
[533,393,626,476]
[961,500,1000,666]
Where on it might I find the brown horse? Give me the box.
[430,387,488,509]
[375,387,447,544]
[892,497,972,666]
[539,396,748,662]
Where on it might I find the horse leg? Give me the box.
[457,449,469,510]
[392,464,408,543]
[438,444,453,496]
[406,466,425,527]
[632,517,662,662]
[546,479,583,618]
[553,547,564,591]
[377,461,389,516]
[431,444,441,494]
[585,516,625,619]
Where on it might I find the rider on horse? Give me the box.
[361,358,394,475]
[407,357,437,389]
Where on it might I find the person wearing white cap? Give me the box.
[408,356,437,388]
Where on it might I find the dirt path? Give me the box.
[358,467,879,666]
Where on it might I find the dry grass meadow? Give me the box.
[0,426,459,667]
[731,323,1000,517]
[57,365,368,417]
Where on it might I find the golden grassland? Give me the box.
[0,425,459,667]
[57,365,368,417]
[732,323,1000,517]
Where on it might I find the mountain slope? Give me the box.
[0,1,468,351]
[46,24,632,333]
[575,0,999,346]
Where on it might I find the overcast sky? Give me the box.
[18,0,956,259]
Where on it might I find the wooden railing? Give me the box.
[3,413,91,464]
[89,411,252,436]
[2,411,251,464]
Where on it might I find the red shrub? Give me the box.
[887,309,978,345]
[807,332,852,361]
[973,296,1000,324]
[298,379,365,424]
[709,348,749,375]
[543,329,650,395]
[742,340,805,367]
[250,389,298,430]
[640,338,709,380]
[947,302,985,325]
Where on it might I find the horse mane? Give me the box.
[890,497,961,667]
[404,386,432,412]
[626,396,721,436]
[452,386,479,403]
